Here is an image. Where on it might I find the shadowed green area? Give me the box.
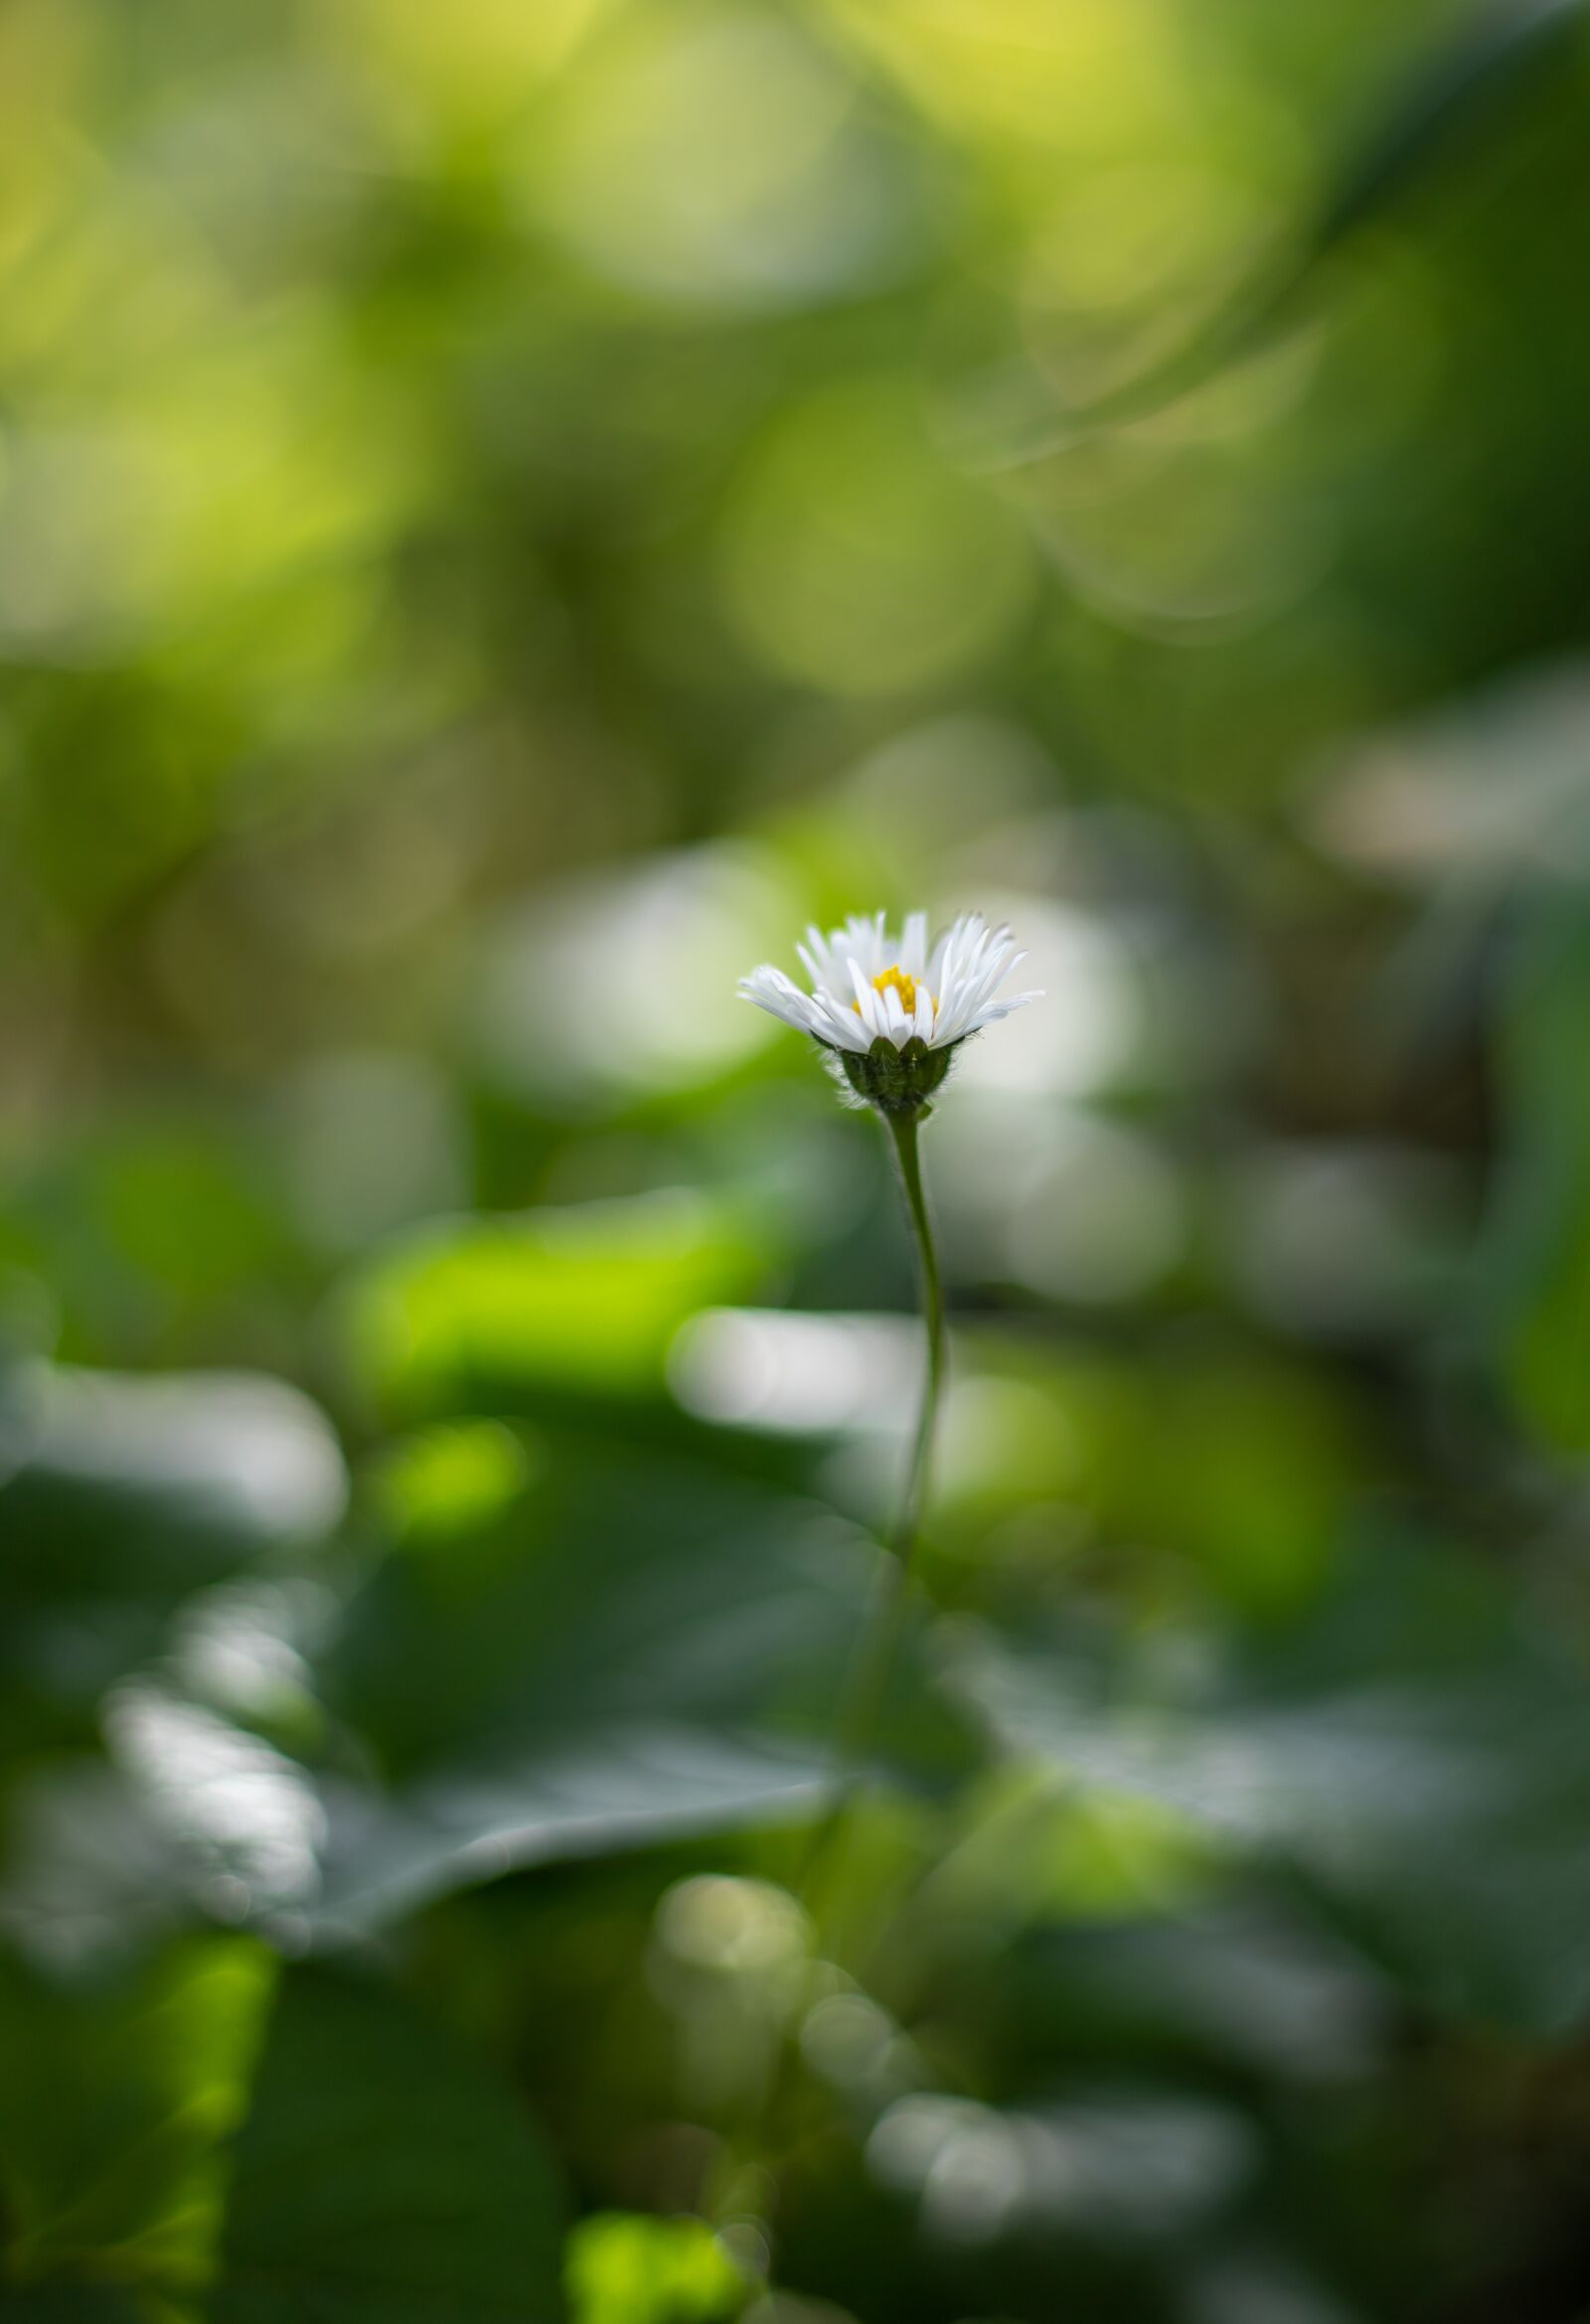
[4,2,1590,2321]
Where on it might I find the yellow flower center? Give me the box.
[855,965,934,1018]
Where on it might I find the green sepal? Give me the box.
[839,1035,952,1116]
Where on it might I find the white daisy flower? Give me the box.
[740,909,1042,1111]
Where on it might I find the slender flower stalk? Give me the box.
[811,1104,945,1869]
[729,910,1041,2257]
[738,910,1041,1844]
[880,1105,945,1576]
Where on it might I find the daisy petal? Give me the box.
[741,906,1041,1090]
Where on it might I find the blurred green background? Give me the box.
[4,1,1590,2318]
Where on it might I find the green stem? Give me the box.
[739,1106,947,2250]
[882,1106,946,1578]
[799,1104,946,1899]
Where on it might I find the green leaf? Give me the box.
[313,1450,971,1932]
[1482,903,1590,1454]
[0,1367,346,1741]
[0,2294,148,2322]
[566,2214,749,2324]
[0,1937,274,2314]
[951,1543,1590,2031]
[0,1950,562,2324]
[338,1191,769,1415]
[210,1966,563,2324]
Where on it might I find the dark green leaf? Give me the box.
[314,1449,971,1933]
[0,1937,273,2314]
[952,1543,1590,2030]
[0,1367,346,1736]
[211,1967,562,2324]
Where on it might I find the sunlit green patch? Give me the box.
[374,1417,538,1550]
[339,1188,769,1413]
[567,2211,753,2324]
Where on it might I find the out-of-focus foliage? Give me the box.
[4,1,1590,2319]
